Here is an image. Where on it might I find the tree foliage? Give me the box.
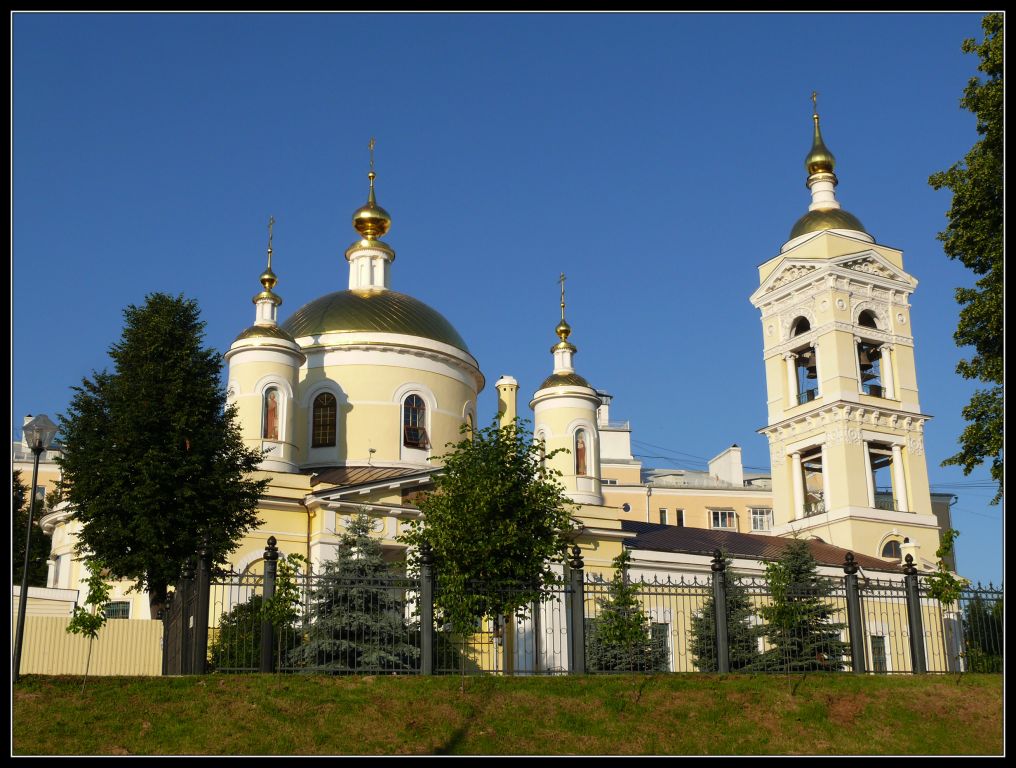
[963,594,1003,673]
[585,550,669,673]
[399,418,576,635]
[689,553,763,673]
[288,514,418,673]
[208,552,306,672]
[65,565,113,690]
[57,293,268,616]
[12,470,51,587]
[928,13,1003,503]
[923,528,970,605]
[757,540,848,672]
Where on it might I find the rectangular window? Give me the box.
[658,508,668,526]
[602,478,618,485]
[710,509,736,530]
[870,635,888,673]
[103,601,131,620]
[675,509,684,527]
[751,508,773,532]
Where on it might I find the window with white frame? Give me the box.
[675,509,684,527]
[403,395,429,449]
[710,509,736,530]
[751,508,773,532]
[658,508,668,525]
[103,601,131,620]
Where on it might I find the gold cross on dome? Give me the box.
[559,272,567,320]
[369,137,376,172]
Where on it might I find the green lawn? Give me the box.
[13,673,1003,755]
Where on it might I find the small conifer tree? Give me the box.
[757,539,848,672]
[689,553,763,672]
[585,550,669,673]
[288,514,419,673]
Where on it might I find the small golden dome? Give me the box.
[352,171,392,239]
[539,371,591,390]
[805,96,836,175]
[789,208,868,239]
[260,265,277,291]
[556,318,571,342]
[234,324,296,344]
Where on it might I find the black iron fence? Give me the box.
[163,539,1003,677]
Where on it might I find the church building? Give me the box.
[39,99,952,620]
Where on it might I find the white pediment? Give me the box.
[830,251,914,287]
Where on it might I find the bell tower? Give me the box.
[749,94,941,563]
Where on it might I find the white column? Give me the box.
[881,345,895,399]
[785,354,798,407]
[820,442,831,513]
[853,335,864,393]
[812,342,822,397]
[892,444,909,512]
[862,442,876,508]
[791,452,805,520]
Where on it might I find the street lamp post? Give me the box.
[13,414,59,683]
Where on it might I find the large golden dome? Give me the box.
[789,208,868,239]
[538,371,591,390]
[282,288,470,352]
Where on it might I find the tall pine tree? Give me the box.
[585,549,669,673]
[689,553,762,673]
[757,540,848,672]
[57,293,267,617]
[288,514,419,673]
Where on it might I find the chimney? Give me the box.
[708,444,744,487]
[495,376,518,429]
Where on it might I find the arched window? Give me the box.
[312,392,337,448]
[858,310,879,329]
[263,387,280,440]
[574,429,588,476]
[790,316,811,336]
[882,540,902,560]
[403,395,428,449]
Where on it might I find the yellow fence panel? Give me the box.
[13,616,163,676]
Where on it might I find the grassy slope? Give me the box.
[13,673,1003,756]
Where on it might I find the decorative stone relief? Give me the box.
[844,257,895,279]
[836,298,846,310]
[769,441,786,467]
[907,435,925,456]
[767,264,818,293]
[897,312,906,324]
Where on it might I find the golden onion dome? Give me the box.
[556,318,572,342]
[282,288,471,353]
[539,371,592,390]
[352,171,392,239]
[233,324,296,344]
[805,93,836,176]
[789,208,868,240]
[260,266,278,291]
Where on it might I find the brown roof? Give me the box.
[310,465,429,488]
[621,521,902,573]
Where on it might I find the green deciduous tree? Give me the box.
[57,293,268,618]
[585,549,669,673]
[928,13,1003,503]
[758,540,848,672]
[399,418,576,635]
[65,565,112,691]
[208,552,306,672]
[12,470,51,587]
[689,554,763,673]
[963,594,1002,673]
[288,514,418,673]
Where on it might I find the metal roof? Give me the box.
[621,520,901,573]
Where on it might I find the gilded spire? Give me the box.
[254,215,282,306]
[805,91,837,176]
[553,272,575,351]
[352,136,392,240]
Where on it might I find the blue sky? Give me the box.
[12,12,1002,586]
